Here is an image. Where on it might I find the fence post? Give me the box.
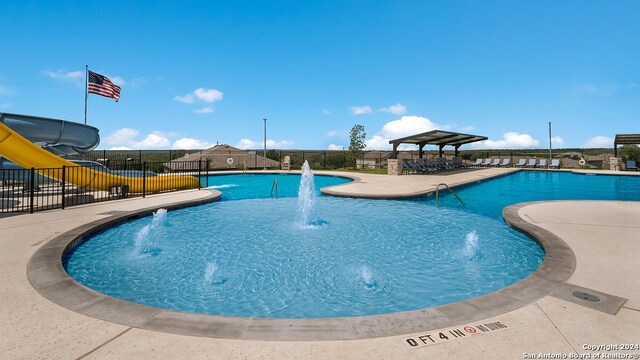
[198,160,202,190]
[29,168,35,214]
[142,162,147,198]
[61,165,66,210]
[205,160,210,187]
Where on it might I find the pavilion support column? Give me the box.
[392,143,398,159]
[454,145,461,158]
[418,144,425,159]
[438,145,444,158]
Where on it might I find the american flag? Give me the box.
[88,70,121,102]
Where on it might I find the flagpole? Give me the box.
[84,65,88,125]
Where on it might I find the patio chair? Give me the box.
[538,159,547,168]
[281,155,291,171]
[525,159,536,168]
[491,159,500,166]
[550,159,560,169]
[402,161,413,174]
[473,158,483,167]
[483,159,492,167]
[500,158,511,167]
[515,159,526,167]
[627,160,638,171]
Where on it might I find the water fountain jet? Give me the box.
[297,161,318,227]
[132,208,167,256]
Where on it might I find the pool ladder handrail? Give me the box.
[270,178,278,199]
[435,183,464,208]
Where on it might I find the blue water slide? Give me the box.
[0,112,100,156]
[0,112,100,182]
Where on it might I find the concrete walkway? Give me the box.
[1,170,639,359]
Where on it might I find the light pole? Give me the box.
[548,122,552,169]
[263,118,267,170]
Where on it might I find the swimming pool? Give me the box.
[62,170,639,319]
[202,173,352,200]
[430,171,640,217]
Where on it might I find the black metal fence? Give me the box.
[65,148,617,172]
[1,161,204,214]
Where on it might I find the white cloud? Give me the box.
[235,138,294,149]
[175,88,223,107]
[194,88,223,102]
[584,136,613,148]
[174,94,195,104]
[578,83,618,97]
[109,76,125,86]
[364,115,442,150]
[473,132,540,149]
[43,70,128,87]
[327,130,345,137]
[460,125,475,132]
[172,138,211,149]
[378,103,407,115]
[364,135,391,150]
[138,132,171,148]
[327,144,343,150]
[551,136,564,146]
[349,105,373,115]
[105,128,140,146]
[43,70,84,83]
[105,128,211,149]
[194,107,214,114]
[322,109,331,115]
[378,115,442,139]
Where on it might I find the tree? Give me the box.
[619,144,640,163]
[347,124,366,168]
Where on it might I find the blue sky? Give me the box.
[1,1,638,151]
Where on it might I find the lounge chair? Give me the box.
[472,158,483,167]
[491,159,500,166]
[483,159,492,167]
[525,159,536,168]
[515,159,526,167]
[627,160,638,171]
[538,159,547,168]
[499,158,510,167]
[550,159,560,169]
[402,161,413,174]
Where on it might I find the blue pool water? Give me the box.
[63,171,639,319]
[202,173,351,200]
[431,171,640,217]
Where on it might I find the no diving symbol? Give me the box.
[464,326,477,334]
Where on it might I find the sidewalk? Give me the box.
[1,172,638,359]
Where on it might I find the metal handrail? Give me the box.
[435,183,464,208]
[270,178,278,198]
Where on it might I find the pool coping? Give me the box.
[318,169,518,199]
[27,185,578,341]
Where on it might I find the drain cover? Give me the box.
[572,291,600,302]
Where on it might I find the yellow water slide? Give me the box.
[0,122,200,192]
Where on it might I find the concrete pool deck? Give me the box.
[1,169,639,359]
